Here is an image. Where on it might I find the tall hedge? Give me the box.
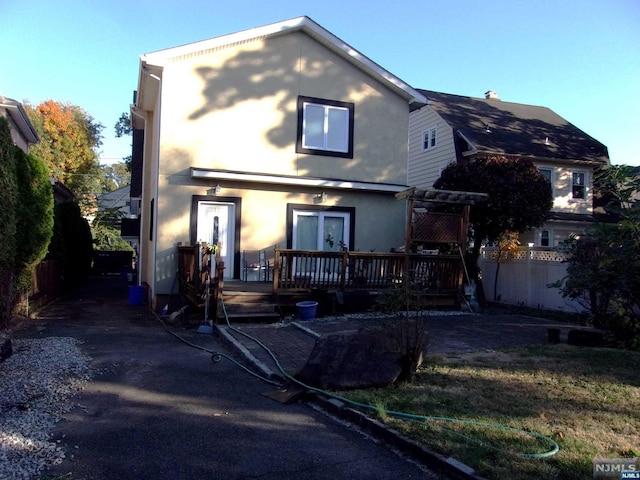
[14,147,54,290]
[0,117,55,326]
[0,119,18,325]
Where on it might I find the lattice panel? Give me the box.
[482,248,568,262]
[412,212,463,244]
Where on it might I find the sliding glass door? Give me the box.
[292,210,350,251]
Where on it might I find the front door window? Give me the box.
[196,201,235,279]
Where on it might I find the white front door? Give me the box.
[196,202,235,279]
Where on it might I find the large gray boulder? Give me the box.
[295,320,428,390]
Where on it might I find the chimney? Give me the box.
[485,90,499,100]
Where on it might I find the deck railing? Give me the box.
[273,248,463,294]
[177,245,465,312]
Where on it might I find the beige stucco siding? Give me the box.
[151,177,406,291]
[407,107,456,189]
[138,106,161,294]
[144,30,412,296]
[157,31,407,183]
[155,181,405,255]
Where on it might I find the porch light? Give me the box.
[315,192,327,204]
[207,185,222,196]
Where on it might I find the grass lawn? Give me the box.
[340,344,640,479]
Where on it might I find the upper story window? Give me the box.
[538,166,554,198]
[538,167,552,183]
[572,171,586,199]
[540,229,552,247]
[296,96,354,158]
[422,126,437,151]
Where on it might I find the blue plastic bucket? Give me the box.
[296,301,318,320]
[128,285,146,306]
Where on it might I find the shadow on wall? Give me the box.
[185,33,404,183]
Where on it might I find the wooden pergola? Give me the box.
[395,188,488,253]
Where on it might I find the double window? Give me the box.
[296,96,354,158]
[422,126,437,151]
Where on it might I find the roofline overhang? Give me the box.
[138,16,426,109]
[0,97,39,144]
[463,149,608,167]
[456,131,478,157]
[135,63,163,113]
[191,167,408,193]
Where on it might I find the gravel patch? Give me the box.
[0,336,91,480]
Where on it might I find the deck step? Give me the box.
[222,291,274,304]
[222,301,279,314]
[219,311,282,323]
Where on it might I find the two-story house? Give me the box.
[408,89,610,247]
[130,17,426,309]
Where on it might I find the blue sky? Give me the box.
[3,0,639,166]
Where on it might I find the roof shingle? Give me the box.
[418,90,609,164]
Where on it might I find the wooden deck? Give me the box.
[177,246,464,319]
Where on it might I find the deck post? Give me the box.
[212,259,224,322]
[272,246,280,294]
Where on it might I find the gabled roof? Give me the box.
[137,16,426,111]
[418,89,609,164]
[0,95,39,145]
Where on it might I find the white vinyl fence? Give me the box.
[479,247,586,313]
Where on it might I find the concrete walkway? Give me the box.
[216,311,569,379]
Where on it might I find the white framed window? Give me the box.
[296,96,354,158]
[422,126,437,151]
[292,210,351,251]
[540,229,552,247]
[538,167,553,183]
[571,171,587,200]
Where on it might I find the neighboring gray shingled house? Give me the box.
[408,89,611,247]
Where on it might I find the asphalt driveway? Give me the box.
[14,276,440,480]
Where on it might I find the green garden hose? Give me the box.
[219,299,559,459]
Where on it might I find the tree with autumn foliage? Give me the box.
[24,100,104,215]
[434,155,553,282]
